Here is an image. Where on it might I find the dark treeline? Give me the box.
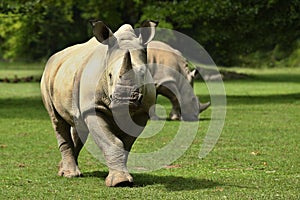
[0,0,299,67]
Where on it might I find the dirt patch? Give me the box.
[197,67,251,81]
[0,75,41,83]
[220,70,251,80]
[0,69,250,83]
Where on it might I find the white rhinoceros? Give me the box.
[40,20,157,187]
[147,41,210,121]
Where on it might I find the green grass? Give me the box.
[0,62,43,80]
[0,63,299,199]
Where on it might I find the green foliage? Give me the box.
[140,0,300,66]
[0,0,299,66]
[0,0,90,61]
[238,39,300,68]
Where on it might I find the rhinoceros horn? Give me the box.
[119,51,132,77]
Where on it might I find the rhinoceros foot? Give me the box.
[58,160,82,178]
[170,113,180,121]
[105,171,133,187]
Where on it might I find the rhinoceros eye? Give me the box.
[108,73,113,86]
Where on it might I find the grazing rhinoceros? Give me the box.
[147,41,210,121]
[40,20,157,187]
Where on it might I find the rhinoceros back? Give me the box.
[40,37,106,125]
[147,41,189,89]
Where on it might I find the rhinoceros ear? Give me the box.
[138,20,159,45]
[90,20,116,46]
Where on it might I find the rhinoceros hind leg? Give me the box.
[71,127,88,165]
[157,84,181,121]
[50,112,82,178]
[105,171,133,187]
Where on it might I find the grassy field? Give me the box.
[0,62,299,199]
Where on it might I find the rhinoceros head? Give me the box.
[90,20,158,112]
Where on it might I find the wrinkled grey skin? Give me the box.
[40,21,157,187]
[147,41,210,121]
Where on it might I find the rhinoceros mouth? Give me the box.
[110,97,143,112]
[129,91,143,106]
[109,86,144,111]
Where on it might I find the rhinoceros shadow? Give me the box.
[83,171,221,191]
[150,117,211,122]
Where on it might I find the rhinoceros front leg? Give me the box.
[149,93,161,120]
[85,114,137,187]
[157,84,181,120]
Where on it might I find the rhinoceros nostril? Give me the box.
[130,91,143,105]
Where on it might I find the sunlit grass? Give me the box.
[0,64,299,199]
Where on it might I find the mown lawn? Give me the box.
[0,63,299,199]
